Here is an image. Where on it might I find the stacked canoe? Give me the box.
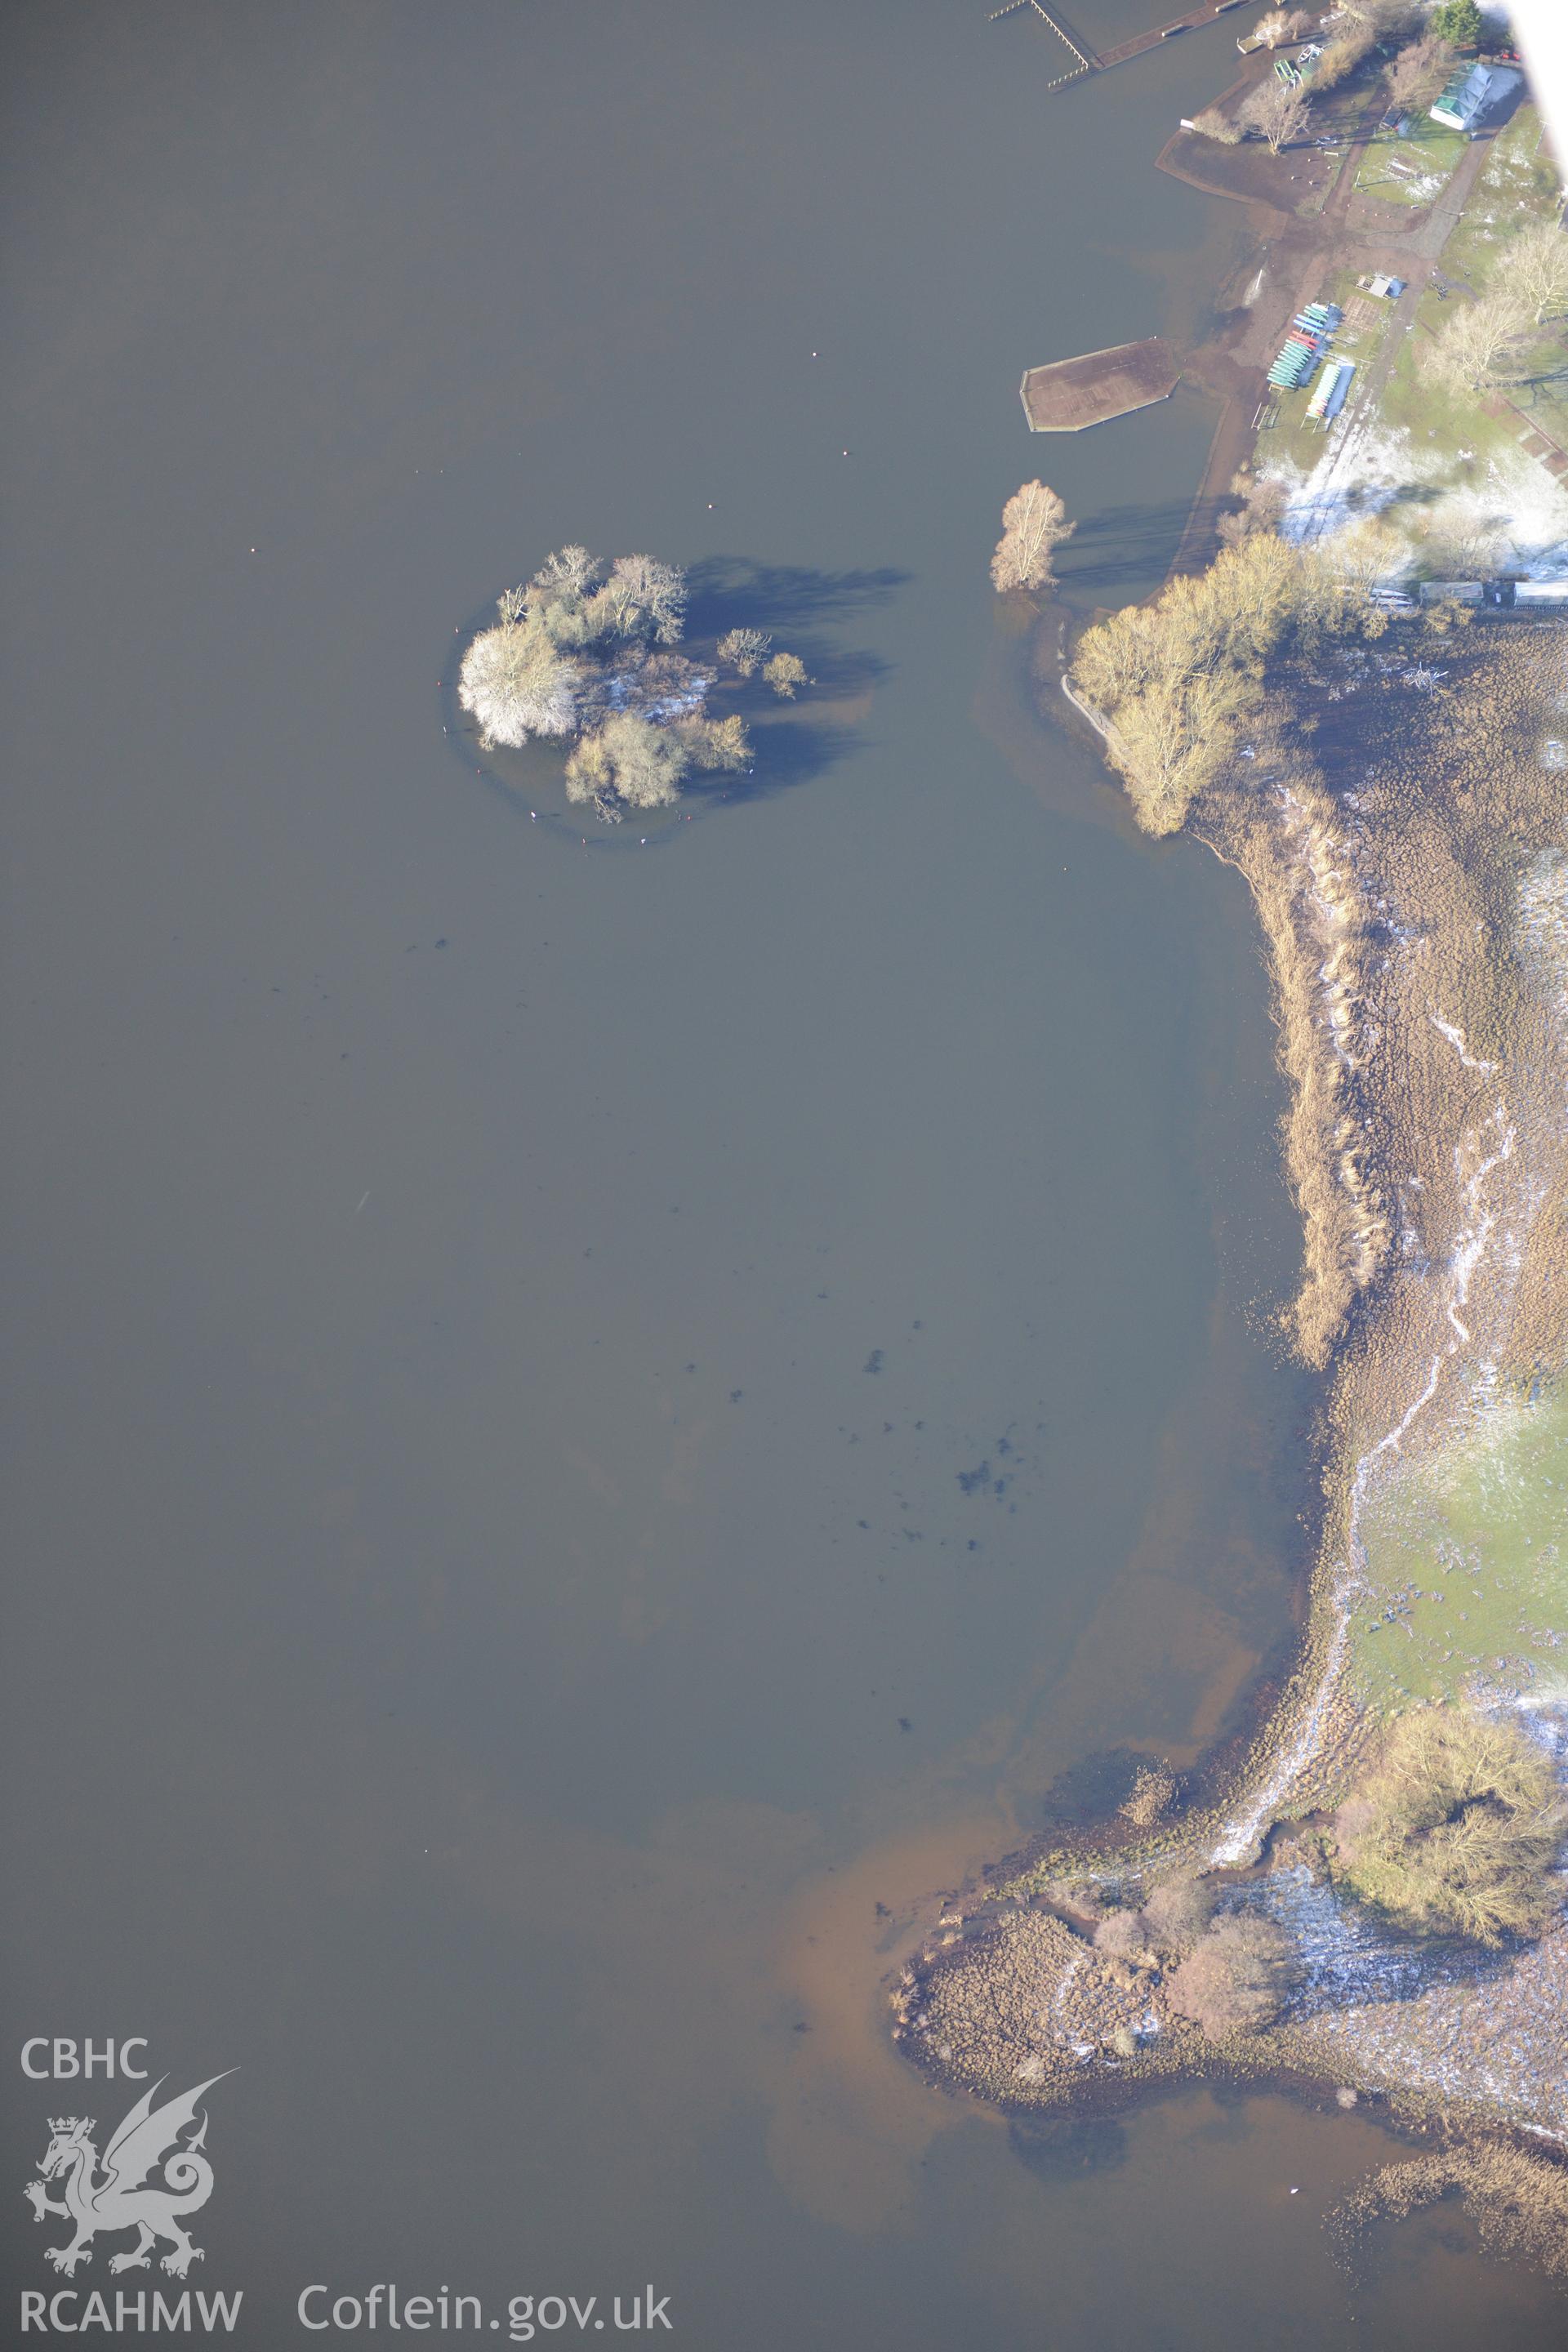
[1266,301,1343,394]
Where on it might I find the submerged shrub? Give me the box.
[564,712,689,811]
[990,479,1075,596]
[674,712,751,772]
[717,627,772,676]
[764,650,809,699]
[1336,2145,1568,2283]
[1330,1704,1567,1946]
[1120,1762,1179,1829]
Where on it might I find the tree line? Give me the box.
[1069,531,1397,834]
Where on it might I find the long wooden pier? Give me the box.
[991,0,1252,86]
[987,0,1095,90]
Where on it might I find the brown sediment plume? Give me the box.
[900,618,1568,2154]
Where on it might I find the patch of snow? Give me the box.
[1279,414,1568,578]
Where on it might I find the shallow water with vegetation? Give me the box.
[3,1,1566,2341]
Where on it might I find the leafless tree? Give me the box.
[1218,468,1290,546]
[1140,1875,1214,1952]
[1168,1916,1293,2038]
[458,619,579,747]
[1322,516,1405,599]
[1310,26,1379,90]
[564,711,690,810]
[599,554,688,646]
[1334,0,1417,30]
[763,651,810,698]
[1429,287,1536,392]
[1500,219,1568,326]
[990,479,1075,595]
[1110,670,1250,834]
[717,627,773,675]
[1192,105,1242,144]
[523,546,606,648]
[532,545,599,602]
[1241,76,1312,155]
[1383,33,1454,114]
[675,713,751,770]
[1254,7,1312,45]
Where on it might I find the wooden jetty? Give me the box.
[991,0,1253,87]
[987,0,1094,89]
[1021,336,1183,431]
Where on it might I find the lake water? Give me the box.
[4,2,1564,2342]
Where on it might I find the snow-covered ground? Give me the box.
[1271,414,1568,579]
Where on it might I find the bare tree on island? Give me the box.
[456,544,827,822]
[717,628,773,676]
[763,651,810,698]
[457,612,580,746]
[991,480,1074,596]
[565,712,691,811]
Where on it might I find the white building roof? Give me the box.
[1430,62,1521,132]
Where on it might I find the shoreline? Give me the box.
[901,617,1568,2152]
[896,29,1568,2195]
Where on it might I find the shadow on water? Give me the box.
[684,555,910,634]
[682,715,866,808]
[465,704,870,845]
[1008,2113,1132,2184]
[1058,498,1230,595]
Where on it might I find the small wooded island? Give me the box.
[457,545,809,822]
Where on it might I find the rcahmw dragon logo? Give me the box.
[24,2073,233,2278]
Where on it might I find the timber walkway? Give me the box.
[990,0,1252,87]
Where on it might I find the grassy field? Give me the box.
[1350,1386,1568,1710]
[1427,105,1568,457]
[1379,282,1526,466]
[1438,105,1559,291]
[1354,120,1469,209]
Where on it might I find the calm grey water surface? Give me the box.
[3,2,1563,2343]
